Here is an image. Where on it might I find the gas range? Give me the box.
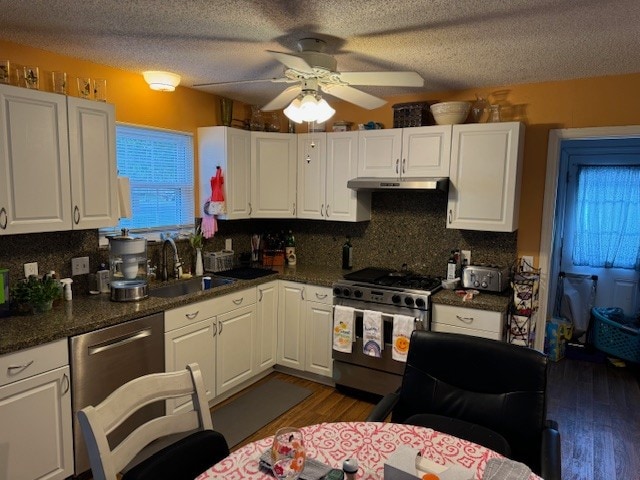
[332,267,442,311]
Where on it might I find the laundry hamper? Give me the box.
[591,307,640,364]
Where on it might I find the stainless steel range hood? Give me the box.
[347,177,449,191]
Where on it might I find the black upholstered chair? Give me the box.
[367,330,561,480]
[78,363,229,480]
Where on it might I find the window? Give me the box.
[110,124,194,239]
[573,165,640,269]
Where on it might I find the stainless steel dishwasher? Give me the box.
[70,312,165,477]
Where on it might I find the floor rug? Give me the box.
[211,379,312,448]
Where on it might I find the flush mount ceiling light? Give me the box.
[284,91,336,124]
[142,71,181,92]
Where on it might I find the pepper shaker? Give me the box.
[342,458,358,480]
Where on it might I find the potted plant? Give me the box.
[10,276,62,314]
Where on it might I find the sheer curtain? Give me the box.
[573,165,640,270]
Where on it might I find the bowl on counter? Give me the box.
[430,101,471,125]
[441,278,460,290]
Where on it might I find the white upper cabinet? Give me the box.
[0,85,71,234]
[198,126,251,219]
[296,132,327,220]
[0,85,117,235]
[447,122,525,232]
[251,131,297,218]
[67,97,118,229]
[357,126,452,178]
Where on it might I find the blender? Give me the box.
[108,229,148,301]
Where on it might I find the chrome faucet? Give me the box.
[161,234,183,280]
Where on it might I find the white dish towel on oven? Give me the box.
[392,314,415,362]
[362,310,383,358]
[333,305,355,353]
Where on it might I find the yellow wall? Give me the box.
[4,40,640,263]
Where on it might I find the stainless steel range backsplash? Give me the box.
[0,190,517,289]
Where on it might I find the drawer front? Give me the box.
[305,285,332,305]
[213,287,257,315]
[432,322,504,341]
[165,299,218,332]
[432,304,504,334]
[0,338,68,387]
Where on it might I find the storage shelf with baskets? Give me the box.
[508,264,541,348]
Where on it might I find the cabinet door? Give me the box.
[0,366,73,480]
[216,304,257,395]
[277,281,306,370]
[198,127,251,220]
[255,281,278,372]
[402,125,452,177]
[251,132,297,218]
[0,84,71,234]
[67,97,118,229]
[447,122,524,232]
[326,131,370,222]
[296,133,327,220]
[305,297,334,378]
[357,129,402,178]
[164,318,216,413]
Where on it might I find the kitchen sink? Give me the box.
[149,276,234,298]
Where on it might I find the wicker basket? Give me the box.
[392,102,435,128]
[591,307,640,363]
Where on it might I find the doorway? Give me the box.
[538,127,640,350]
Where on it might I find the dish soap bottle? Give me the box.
[342,236,353,270]
[285,230,296,266]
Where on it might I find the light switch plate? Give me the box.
[461,250,471,266]
[72,256,90,276]
[24,262,38,278]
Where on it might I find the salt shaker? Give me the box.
[342,458,358,480]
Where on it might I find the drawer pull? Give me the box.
[315,293,328,300]
[455,315,475,324]
[7,360,34,376]
[185,311,199,320]
[0,207,7,229]
[232,297,243,305]
[212,321,217,337]
[61,373,70,395]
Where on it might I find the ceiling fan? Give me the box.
[195,38,424,112]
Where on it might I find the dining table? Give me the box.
[195,421,542,480]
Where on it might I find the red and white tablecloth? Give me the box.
[195,421,542,480]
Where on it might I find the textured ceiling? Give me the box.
[2,0,640,108]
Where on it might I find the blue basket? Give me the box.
[591,307,640,364]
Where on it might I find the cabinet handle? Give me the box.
[402,158,406,174]
[395,158,399,175]
[326,204,330,218]
[259,289,263,302]
[185,311,199,320]
[0,207,6,229]
[61,373,70,395]
[7,360,34,376]
[301,287,305,300]
[218,321,223,335]
[315,293,328,300]
[455,315,475,324]
[232,297,244,305]
[73,205,80,224]
[212,320,217,337]
[448,209,453,224]
[248,202,252,215]
[320,204,324,217]
[292,202,296,216]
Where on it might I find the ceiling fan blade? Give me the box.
[193,77,289,87]
[261,85,302,111]
[267,50,315,74]
[321,84,387,110]
[338,71,424,87]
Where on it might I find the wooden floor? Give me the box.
[213,359,640,479]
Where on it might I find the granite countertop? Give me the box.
[0,265,511,355]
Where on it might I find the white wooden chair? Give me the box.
[78,363,229,480]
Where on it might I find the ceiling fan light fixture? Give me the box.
[142,71,181,92]
[284,93,335,124]
[283,97,304,123]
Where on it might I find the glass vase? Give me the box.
[195,248,204,277]
[471,94,490,123]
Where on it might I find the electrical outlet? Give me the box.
[461,250,471,266]
[24,262,38,278]
[521,256,534,272]
[71,256,90,276]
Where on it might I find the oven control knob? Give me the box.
[354,290,363,298]
[392,294,401,304]
[474,280,480,287]
[342,288,351,296]
[481,281,488,288]
[333,287,342,296]
[415,298,425,308]
[404,297,415,306]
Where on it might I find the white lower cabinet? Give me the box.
[432,303,506,340]
[255,281,278,373]
[0,339,74,480]
[278,281,333,378]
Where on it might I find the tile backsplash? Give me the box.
[0,190,517,294]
